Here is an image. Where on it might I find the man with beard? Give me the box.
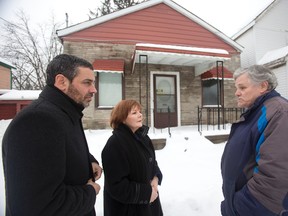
[2,54,102,216]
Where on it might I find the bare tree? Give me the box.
[89,0,147,18]
[0,10,63,90]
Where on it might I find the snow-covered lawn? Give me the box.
[0,119,229,215]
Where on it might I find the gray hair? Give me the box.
[233,65,278,91]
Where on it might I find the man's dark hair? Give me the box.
[46,54,94,85]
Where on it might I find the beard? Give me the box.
[66,84,93,108]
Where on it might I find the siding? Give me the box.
[0,100,32,120]
[237,28,256,68]
[67,3,237,53]
[255,1,288,63]
[0,104,16,119]
[275,64,288,99]
[236,0,288,67]
[0,65,11,89]
[0,101,31,120]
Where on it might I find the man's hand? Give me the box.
[150,176,159,190]
[87,179,101,195]
[91,162,102,180]
[149,186,158,203]
[150,176,159,203]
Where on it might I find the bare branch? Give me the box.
[0,9,63,90]
[89,0,147,18]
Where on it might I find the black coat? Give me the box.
[101,124,163,216]
[2,86,97,216]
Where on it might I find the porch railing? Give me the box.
[197,106,244,132]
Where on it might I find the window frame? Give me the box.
[95,72,124,109]
[201,79,223,107]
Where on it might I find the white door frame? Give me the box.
[150,71,181,129]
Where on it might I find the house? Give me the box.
[258,46,288,98]
[0,57,15,89]
[56,0,243,129]
[232,0,288,98]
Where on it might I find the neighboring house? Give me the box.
[0,57,15,89]
[57,0,243,129]
[232,0,288,98]
[258,46,288,98]
[0,90,41,120]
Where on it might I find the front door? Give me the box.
[153,75,177,128]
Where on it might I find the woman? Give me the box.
[221,65,288,215]
[101,99,163,216]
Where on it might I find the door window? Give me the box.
[156,76,176,113]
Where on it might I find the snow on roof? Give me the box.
[0,90,41,100]
[0,57,16,69]
[258,46,288,65]
[0,89,12,95]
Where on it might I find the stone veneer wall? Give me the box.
[63,41,241,129]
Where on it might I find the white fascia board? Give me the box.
[231,21,256,40]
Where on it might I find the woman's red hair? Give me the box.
[110,100,141,129]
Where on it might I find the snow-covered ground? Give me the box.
[0,119,229,215]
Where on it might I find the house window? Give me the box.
[98,72,122,107]
[202,79,222,106]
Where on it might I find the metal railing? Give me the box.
[198,106,244,132]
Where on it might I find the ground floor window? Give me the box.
[97,72,122,107]
[202,79,222,106]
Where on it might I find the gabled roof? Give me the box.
[57,0,242,52]
[232,0,277,40]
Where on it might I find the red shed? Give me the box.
[0,90,41,120]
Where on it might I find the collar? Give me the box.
[39,85,84,122]
[242,90,280,118]
[117,123,149,137]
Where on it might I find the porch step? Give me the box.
[151,138,166,150]
[205,134,229,144]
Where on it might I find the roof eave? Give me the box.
[232,0,277,40]
[0,57,16,69]
[232,20,255,40]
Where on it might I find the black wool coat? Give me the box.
[2,86,97,216]
[101,124,163,216]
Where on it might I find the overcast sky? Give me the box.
[0,0,274,36]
